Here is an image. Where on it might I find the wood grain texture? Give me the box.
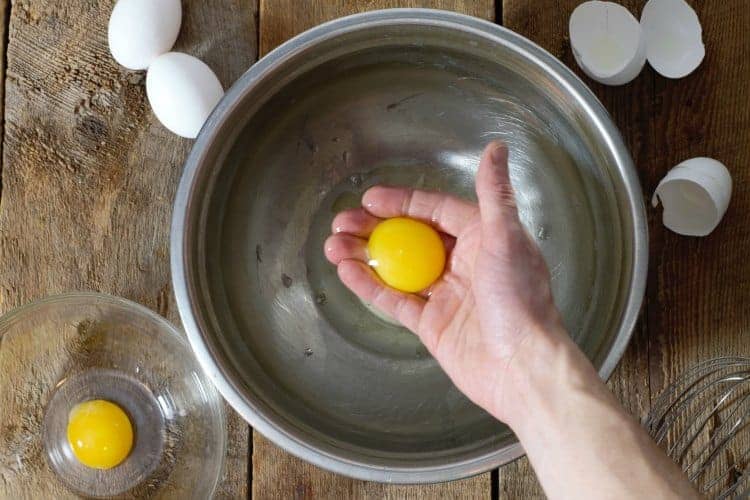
[253,1,493,498]
[500,0,656,496]
[254,434,490,499]
[502,0,750,497]
[259,0,494,56]
[1,0,745,498]
[646,0,750,389]
[0,0,7,183]
[643,2,750,489]
[0,0,258,497]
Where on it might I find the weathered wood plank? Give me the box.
[629,0,750,493]
[502,0,750,497]
[0,1,257,497]
[253,1,493,498]
[646,0,750,389]
[644,2,750,481]
[0,0,7,188]
[254,435,490,499]
[259,0,494,56]
[501,0,655,497]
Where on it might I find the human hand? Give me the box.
[324,141,569,424]
[326,143,699,500]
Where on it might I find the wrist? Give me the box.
[491,326,602,434]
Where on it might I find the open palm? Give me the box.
[324,142,564,419]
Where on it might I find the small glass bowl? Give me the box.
[0,293,226,499]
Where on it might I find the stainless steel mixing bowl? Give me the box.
[171,9,647,483]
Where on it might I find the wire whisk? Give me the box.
[645,357,750,499]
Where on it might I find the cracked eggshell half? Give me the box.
[652,158,732,237]
[641,0,705,78]
[569,1,647,85]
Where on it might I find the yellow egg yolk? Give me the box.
[66,399,134,470]
[367,217,446,293]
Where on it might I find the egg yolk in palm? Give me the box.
[367,217,446,293]
[66,399,134,469]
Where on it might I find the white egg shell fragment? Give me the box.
[146,52,224,139]
[569,1,647,85]
[108,0,182,70]
[641,0,705,78]
[652,158,732,237]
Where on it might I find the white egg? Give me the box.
[652,158,732,237]
[641,0,705,79]
[146,52,224,139]
[108,0,182,70]
[569,1,647,86]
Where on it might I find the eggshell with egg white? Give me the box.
[652,158,732,236]
[641,0,705,78]
[569,1,647,85]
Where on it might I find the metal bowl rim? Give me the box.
[171,8,648,483]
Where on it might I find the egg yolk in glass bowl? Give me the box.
[367,217,446,293]
[66,399,134,469]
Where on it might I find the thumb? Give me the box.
[476,141,521,235]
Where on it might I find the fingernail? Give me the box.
[490,144,506,164]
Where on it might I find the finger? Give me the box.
[331,208,381,237]
[324,234,368,265]
[475,141,524,249]
[362,186,478,237]
[439,232,456,255]
[417,275,467,352]
[332,207,455,257]
[337,259,425,332]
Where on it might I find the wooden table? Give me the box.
[0,0,747,498]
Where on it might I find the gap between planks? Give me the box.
[0,0,11,207]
